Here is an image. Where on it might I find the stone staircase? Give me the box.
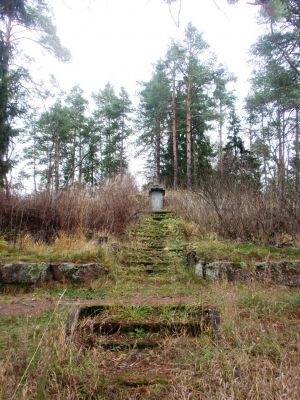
[122,210,185,273]
[66,210,220,394]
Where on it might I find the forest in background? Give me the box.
[0,0,299,244]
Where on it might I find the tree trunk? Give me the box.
[186,77,192,189]
[171,63,178,188]
[46,150,52,192]
[108,118,111,178]
[78,131,82,184]
[54,136,60,193]
[0,15,12,188]
[218,102,223,173]
[295,108,299,193]
[91,154,94,187]
[70,131,76,184]
[99,132,103,180]
[155,118,161,182]
[120,109,125,176]
[33,138,37,193]
[277,107,285,200]
[261,110,268,188]
[192,136,197,187]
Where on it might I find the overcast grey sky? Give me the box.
[21,0,267,187]
[47,0,265,94]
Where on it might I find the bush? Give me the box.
[167,175,300,244]
[0,175,142,241]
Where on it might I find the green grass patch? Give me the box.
[238,289,300,317]
[192,238,300,263]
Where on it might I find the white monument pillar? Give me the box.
[149,185,165,212]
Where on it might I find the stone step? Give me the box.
[127,255,170,260]
[125,267,170,274]
[138,239,167,244]
[150,211,174,217]
[133,233,168,238]
[66,304,221,342]
[125,260,171,266]
[124,248,182,256]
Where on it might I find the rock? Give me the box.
[204,262,228,280]
[226,262,248,282]
[65,307,81,342]
[186,250,198,268]
[204,262,249,282]
[0,262,107,285]
[0,262,51,284]
[50,264,67,283]
[255,261,300,287]
[52,263,106,283]
[195,260,204,277]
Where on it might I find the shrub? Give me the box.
[167,175,300,244]
[0,175,142,241]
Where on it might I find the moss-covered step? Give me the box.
[123,210,185,273]
[66,304,220,344]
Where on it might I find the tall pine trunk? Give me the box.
[54,136,60,193]
[78,131,82,184]
[171,63,178,188]
[0,15,12,188]
[107,118,111,178]
[120,110,125,176]
[277,107,285,201]
[46,150,52,192]
[155,118,161,182]
[295,108,299,193]
[186,77,192,189]
[192,136,198,186]
[33,138,37,193]
[70,131,76,184]
[261,110,268,188]
[218,103,223,173]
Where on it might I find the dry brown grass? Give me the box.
[0,174,143,242]
[166,182,300,245]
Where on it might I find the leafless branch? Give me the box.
[168,0,182,28]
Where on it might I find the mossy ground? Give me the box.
[0,212,299,399]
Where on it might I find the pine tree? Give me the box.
[213,66,235,172]
[223,107,260,184]
[65,85,89,185]
[93,83,132,179]
[34,102,71,192]
[182,23,209,188]
[248,32,300,196]
[137,64,170,181]
[0,0,70,188]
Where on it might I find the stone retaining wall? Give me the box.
[191,259,300,287]
[0,262,107,284]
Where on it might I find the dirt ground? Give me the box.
[0,294,200,316]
